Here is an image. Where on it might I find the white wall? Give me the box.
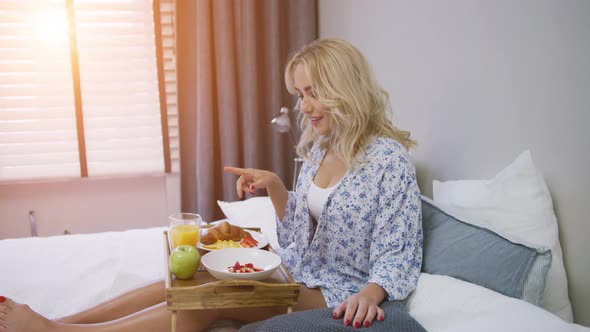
[320,0,589,325]
[0,174,181,238]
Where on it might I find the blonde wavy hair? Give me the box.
[284,38,416,169]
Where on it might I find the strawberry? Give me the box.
[226,261,264,273]
[240,236,258,248]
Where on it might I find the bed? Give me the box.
[0,225,586,332]
[1,151,588,331]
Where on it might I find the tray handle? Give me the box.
[200,279,273,289]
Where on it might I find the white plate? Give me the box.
[198,230,269,251]
[201,248,281,280]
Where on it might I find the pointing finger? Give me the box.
[224,166,249,176]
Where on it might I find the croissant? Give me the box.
[200,221,249,245]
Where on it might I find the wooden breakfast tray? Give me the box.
[163,229,299,311]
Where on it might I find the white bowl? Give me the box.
[201,248,282,281]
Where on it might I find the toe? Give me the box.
[0,298,13,309]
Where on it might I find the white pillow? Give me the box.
[432,150,573,322]
[217,196,279,249]
[407,273,587,332]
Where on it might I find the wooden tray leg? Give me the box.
[171,310,177,332]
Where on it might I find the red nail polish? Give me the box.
[364,321,370,327]
[0,296,5,303]
[378,315,383,321]
[332,312,337,319]
[344,320,350,326]
[354,321,360,328]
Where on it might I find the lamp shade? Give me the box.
[270,106,303,190]
[270,107,291,133]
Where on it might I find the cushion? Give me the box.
[405,273,585,332]
[432,150,573,321]
[239,301,426,332]
[217,197,279,249]
[421,197,551,305]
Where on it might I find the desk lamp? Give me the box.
[271,106,303,190]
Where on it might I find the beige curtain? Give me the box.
[177,0,317,221]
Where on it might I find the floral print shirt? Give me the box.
[275,137,423,307]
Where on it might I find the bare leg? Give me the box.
[1,297,171,332]
[294,284,328,311]
[1,298,285,332]
[0,284,327,332]
[56,281,165,324]
[57,280,326,325]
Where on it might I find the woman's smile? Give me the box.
[309,115,324,126]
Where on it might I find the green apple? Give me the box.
[169,245,200,279]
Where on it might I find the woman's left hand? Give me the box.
[332,283,387,328]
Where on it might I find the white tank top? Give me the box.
[307,180,339,221]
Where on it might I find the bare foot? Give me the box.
[0,297,57,332]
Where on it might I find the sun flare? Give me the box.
[31,10,69,47]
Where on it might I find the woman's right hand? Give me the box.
[223,166,280,199]
[224,166,289,220]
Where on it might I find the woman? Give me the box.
[0,38,422,332]
[226,38,422,329]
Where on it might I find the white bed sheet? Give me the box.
[0,227,587,331]
[0,227,166,319]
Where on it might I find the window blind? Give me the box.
[0,0,79,180]
[0,0,176,181]
[159,0,179,173]
[75,0,164,176]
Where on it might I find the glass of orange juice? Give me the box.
[168,213,202,249]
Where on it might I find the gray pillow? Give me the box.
[239,301,426,332]
[421,198,551,306]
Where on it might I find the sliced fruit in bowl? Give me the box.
[201,248,281,281]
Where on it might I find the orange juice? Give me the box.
[170,224,199,248]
